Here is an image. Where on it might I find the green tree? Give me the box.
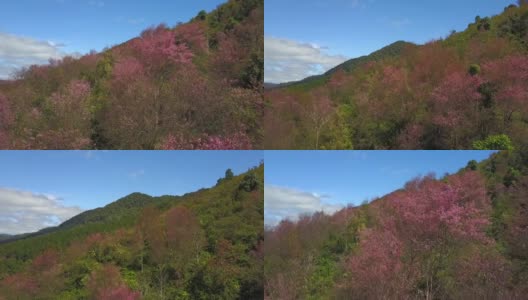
[239,173,259,192]
[467,160,478,171]
[473,134,514,150]
[225,169,234,180]
[468,64,481,76]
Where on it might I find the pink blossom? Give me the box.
[430,72,483,129]
[134,24,194,65]
[483,55,528,111]
[113,57,145,83]
[99,286,141,300]
[161,132,253,150]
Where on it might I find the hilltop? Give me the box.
[265,151,528,299]
[0,0,263,150]
[265,41,416,90]
[265,3,528,150]
[0,165,264,299]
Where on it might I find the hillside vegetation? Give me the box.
[265,3,528,150]
[264,151,528,299]
[0,165,263,300]
[0,0,263,150]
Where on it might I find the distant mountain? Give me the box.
[267,41,416,90]
[0,193,181,244]
[58,192,171,229]
[325,40,416,76]
[264,82,279,89]
[0,165,263,299]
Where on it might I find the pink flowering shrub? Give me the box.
[134,24,194,66]
[390,172,490,243]
[161,132,253,150]
[87,264,140,300]
[343,171,492,298]
[431,72,483,128]
[112,57,145,84]
[483,55,528,115]
[174,22,208,53]
[345,228,406,298]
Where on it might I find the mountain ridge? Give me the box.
[265,40,416,89]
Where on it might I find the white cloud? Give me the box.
[265,185,343,226]
[264,36,348,83]
[0,188,83,234]
[0,32,68,79]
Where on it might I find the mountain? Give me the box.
[0,0,263,150]
[0,193,182,245]
[58,192,171,230]
[0,235,12,242]
[267,41,415,90]
[326,41,416,75]
[265,3,528,150]
[265,150,528,299]
[0,165,264,299]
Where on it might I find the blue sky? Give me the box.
[0,0,227,78]
[264,150,496,226]
[0,150,262,234]
[265,0,517,83]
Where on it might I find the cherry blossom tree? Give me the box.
[482,55,528,123]
[345,228,406,298]
[87,264,139,300]
[430,72,483,148]
[174,22,208,53]
[133,24,193,67]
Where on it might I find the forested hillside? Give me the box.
[265,2,528,150]
[264,151,528,299]
[0,164,263,299]
[0,0,263,150]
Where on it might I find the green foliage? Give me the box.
[196,10,207,21]
[473,134,515,150]
[467,159,479,171]
[504,167,521,187]
[468,63,481,75]
[238,172,259,192]
[225,168,234,180]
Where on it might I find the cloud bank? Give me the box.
[0,188,83,234]
[0,32,67,79]
[265,185,343,226]
[264,36,348,83]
